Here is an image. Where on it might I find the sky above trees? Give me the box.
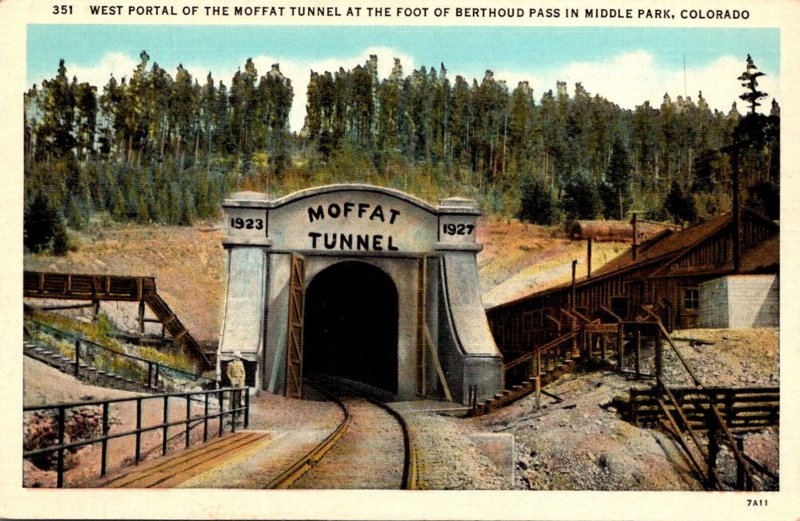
[27,25,780,132]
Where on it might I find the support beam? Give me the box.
[586,238,592,278]
[655,330,663,381]
[138,299,146,334]
[706,413,719,489]
[635,329,642,379]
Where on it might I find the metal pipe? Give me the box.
[244,387,250,429]
[203,393,209,442]
[218,391,224,437]
[162,396,169,455]
[101,402,109,476]
[56,406,65,488]
[135,398,142,463]
[74,340,80,378]
[185,395,191,448]
[231,390,237,433]
[571,259,578,309]
[586,238,592,278]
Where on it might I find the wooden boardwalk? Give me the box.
[98,432,272,488]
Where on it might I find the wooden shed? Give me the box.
[488,210,779,355]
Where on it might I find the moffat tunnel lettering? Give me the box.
[308,232,399,251]
[307,202,401,224]
[307,202,401,251]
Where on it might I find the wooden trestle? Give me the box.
[23,270,212,369]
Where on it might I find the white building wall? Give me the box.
[699,275,779,329]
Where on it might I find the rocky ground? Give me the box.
[403,410,509,489]
[469,327,780,490]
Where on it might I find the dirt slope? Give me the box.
[24,217,625,344]
[24,221,226,344]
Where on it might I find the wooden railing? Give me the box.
[23,271,155,301]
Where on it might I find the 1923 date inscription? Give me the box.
[230,217,264,230]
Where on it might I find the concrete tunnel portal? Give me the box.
[217,184,504,404]
[304,261,399,394]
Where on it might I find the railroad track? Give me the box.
[263,375,417,490]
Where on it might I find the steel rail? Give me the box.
[310,375,418,490]
[263,375,417,490]
[261,380,352,489]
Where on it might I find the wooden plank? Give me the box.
[104,433,261,487]
[285,255,305,399]
[584,323,618,334]
[147,433,269,487]
[154,434,272,488]
[424,324,452,402]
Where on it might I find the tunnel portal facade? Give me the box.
[218,184,503,404]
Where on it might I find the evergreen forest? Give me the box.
[24,51,779,254]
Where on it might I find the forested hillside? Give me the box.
[24,52,779,254]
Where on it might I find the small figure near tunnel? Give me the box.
[227,352,246,406]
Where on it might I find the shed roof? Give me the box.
[489,210,778,311]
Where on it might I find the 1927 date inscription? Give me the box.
[442,223,474,235]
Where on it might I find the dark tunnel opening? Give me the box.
[303,261,398,394]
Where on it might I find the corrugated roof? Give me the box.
[741,234,780,273]
[590,212,733,278]
[489,210,779,311]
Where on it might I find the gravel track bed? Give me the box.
[291,396,405,489]
[397,410,509,490]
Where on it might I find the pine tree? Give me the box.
[111,188,127,220]
[561,170,601,221]
[738,54,767,115]
[663,181,697,224]
[518,175,555,225]
[66,196,85,230]
[24,192,65,253]
[51,221,69,256]
[601,136,633,219]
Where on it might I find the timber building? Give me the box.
[487,209,779,357]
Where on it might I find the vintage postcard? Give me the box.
[1,0,798,518]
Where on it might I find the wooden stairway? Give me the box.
[471,357,576,415]
[142,292,210,367]
[24,340,156,393]
[471,330,580,416]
